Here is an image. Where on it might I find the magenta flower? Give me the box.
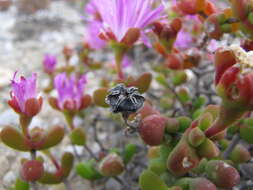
[43,54,57,74]
[94,0,164,45]
[53,73,91,111]
[174,30,193,50]
[8,72,42,117]
[85,0,101,21]
[85,21,106,50]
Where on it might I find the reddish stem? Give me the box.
[205,120,224,138]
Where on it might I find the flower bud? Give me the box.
[139,114,167,146]
[43,54,57,74]
[21,160,44,182]
[98,153,124,176]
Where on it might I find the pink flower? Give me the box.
[94,0,164,44]
[85,21,106,50]
[85,0,101,21]
[53,73,90,111]
[8,72,42,117]
[43,54,57,74]
[174,30,193,50]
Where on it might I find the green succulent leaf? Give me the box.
[76,160,103,180]
[139,170,168,190]
[122,143,137,164]
[61,152,74,178]
[69,128,86,146]
[93,88,109,107]
[0,126,30,151]
[40,126,64,150]
[15,178,30,190]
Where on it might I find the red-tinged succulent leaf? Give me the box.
[205,105,245,138]
[137,101,160,119]
[191,158,208,174]
[230,0,249,21]
[166,53,183,70]
[38,171,62,184]
[93,88,109,107]
[139,170,168,190]
[8,98,22,114]
[198,112,213,131]
[69,127,86,146]
[167,130,200,176]
[214,49,236,85]
[48,97,60,110]
[202,105,219,119]
[39,126,64,150]
[229,144,251,164]
[206,160,240,188]
[197,138,220,158]
[80,94,92,110]
[210,129,226,141]
[166,117,180,133]
[170,18,182,32]
[27,127,46,150]
[139,114,167,146]
[177,0,198,15]
[20,160,44,182]
[204,1,217,15]
[237,73,253,104]
[190,177,217,190]
[24,97,43,117]
[172,71,187,86]
[121,28,140,47]
[176,87,190,104]
[188,127,206,147]
[0,126,30,151]
[98,153,124,177]
[216,66,240,96]
[130,72,152,93]
[205,13,223,40]
[61,152,74,178]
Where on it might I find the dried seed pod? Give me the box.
[105,83,145,114]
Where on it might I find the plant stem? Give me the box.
[83,144,99,161]
[223,133,240,159]
[115,50,124,80]
[30,150,38,190]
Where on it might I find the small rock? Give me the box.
[3,171,16,186]
[0,157,9,178]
